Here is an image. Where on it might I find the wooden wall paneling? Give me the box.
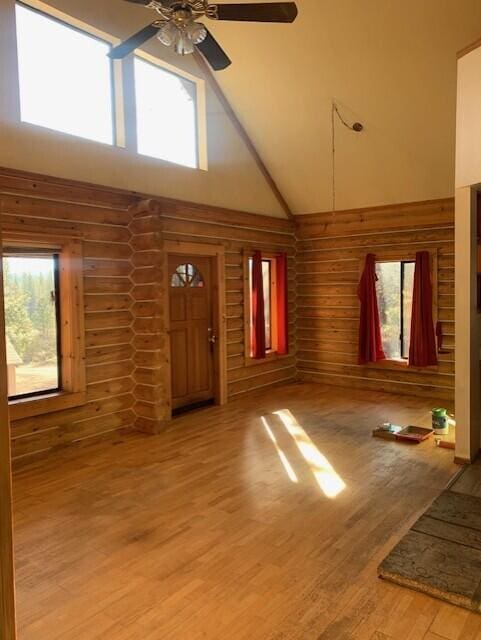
[0,167,136,209]
[296,198,454,237]
[0,167,291,462]
[157,198,293,232]
[296,199,455,400]
[157,200,297,400]
[0,172,137,464]
[0,210,17,639]
[0,167,455,463]
[129,200,169,434]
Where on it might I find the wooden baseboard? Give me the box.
[454,456,471,466]
[453,448,481,465]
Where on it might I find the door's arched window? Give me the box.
[171,263,204,288]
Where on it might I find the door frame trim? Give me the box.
[163,241,227,419]
[0,213,17,639]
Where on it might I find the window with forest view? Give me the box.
[376,260,415,360]
[3,252,60,399]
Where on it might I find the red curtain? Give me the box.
[251,250,266,359]
[276,253,289,355]
[409,251,438,367]
[358,254,386,365]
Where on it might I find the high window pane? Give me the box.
[134,57,198,168]
[3,253,60,398]
[15,3,114,144]
[376,260,415,360]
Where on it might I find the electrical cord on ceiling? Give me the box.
[331,101,364,212]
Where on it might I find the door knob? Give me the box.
[208,328,217,344]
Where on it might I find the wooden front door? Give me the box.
[169,255,215,410]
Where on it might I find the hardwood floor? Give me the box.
[12,382,477,640]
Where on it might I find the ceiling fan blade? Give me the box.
[196,30,231,71]
[121,0,153,4]
[108,23,161,59]
[214,2,298,22]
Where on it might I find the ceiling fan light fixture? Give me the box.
[174,28,195,55]
[157,20,178,46]
[186,20,208,44]
[158,19,207,54]
[114,1,299,71]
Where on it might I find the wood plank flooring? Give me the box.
[12,382,477,640]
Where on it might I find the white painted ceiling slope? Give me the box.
[205,0,481,213]
[4,0,481,216]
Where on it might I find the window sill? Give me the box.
[244,351,290,367]
[8,391,86,421]
[366,359,439,372]
[370,358,408,369]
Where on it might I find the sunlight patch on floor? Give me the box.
[261,416,298,483]
[270,409,346,498]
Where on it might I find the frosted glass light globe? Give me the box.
[158,21,177,47]
[174,30,195,55]
[187,21,207,45]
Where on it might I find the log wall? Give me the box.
[1,166,455,463]
[295,199,455,400]
[0,169,137,464]
[0,168,296,463]
[157,197,297,400]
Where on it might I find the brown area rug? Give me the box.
[379,490,481,611]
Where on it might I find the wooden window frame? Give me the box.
[243,249,287,367]
[3,232,86,420]
[359,249,438,371]
[0,229,17,640]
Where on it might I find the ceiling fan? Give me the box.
[109,1,298,71]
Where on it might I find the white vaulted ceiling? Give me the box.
[2,0,481,216]
[204,0,481,213]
